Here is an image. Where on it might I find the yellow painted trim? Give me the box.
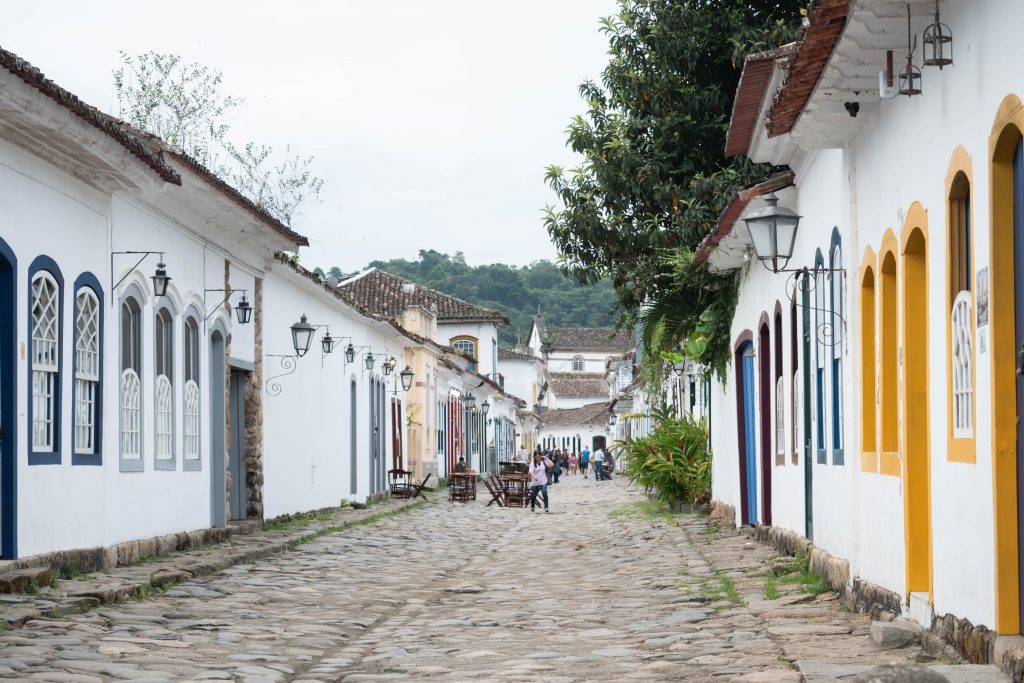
[879,230,900,457]
[989,93,1024,635]
[860,246,879,473]
[879,451,901,477]
[900,204,933,602]
[449,335,479,361]
[945,146,978,464]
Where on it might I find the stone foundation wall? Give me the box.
[244,277,265,520]
[931,611,995,664]
[709,500,737,529]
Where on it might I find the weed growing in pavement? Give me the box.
[339,499,350,508]
[26,578,39,595]
[719,576,745,606]
[59,556,89,580]
[701,525,720,536]
[773,548,832,595]
[263,508,335,531]
[763,573,781,600]
[610,499,678,521]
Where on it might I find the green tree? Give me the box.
[114,51,324,226]
[544,0,801,377]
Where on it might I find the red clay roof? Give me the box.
[545,327,633,353]
[725,43,797,158]
[548,372,608,398]
[694,171,796,266]
[766,0,851,138]
[0,46,181,186]
[336,269,510,325]
[541,401,614,428]
[498,347,539,362]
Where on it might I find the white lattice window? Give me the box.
[155,375,173,460]
[75,288,100,454]
[951,290,974,438]
[31,273,59,451]
[776,376,786,457]
[184,380,200,460]
[573,355,584,371]
[120,369,141,459]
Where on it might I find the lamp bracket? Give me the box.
[203,288,248,324]
[783,268,849,346]
[265,355,298,396]
[110,251,164,306]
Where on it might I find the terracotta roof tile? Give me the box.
[541,401,614,428]
[694,171,796,266]
[498,347,539,362]
[766,0,851,138]
[725,43,798,157]
[548,372,608,398]
[335,269,509,325]
[545,327,633,352]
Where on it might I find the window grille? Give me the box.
[31,273,59,450]
[951,290,973,438]
[75,288,100,453]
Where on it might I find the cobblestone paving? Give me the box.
[0,477,1008,682]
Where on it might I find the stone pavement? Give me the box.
[0,476,1009,682]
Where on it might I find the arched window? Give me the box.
[829,233,845,465]
[154,306,175,468]
[860,258,878,472]
[572,355,584,372]
[879,245,899,471]
[120,290,144,471]
[790,297,799,464]
[774,307,784,464]
[451,337,477,359]
[183,313,201,468]
[73,277,103,464]
[947,166,975,459]
[30,264,62,463]
[814,250,827,464]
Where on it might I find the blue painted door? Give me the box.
[0,239,15,557]
[742,348,758,525]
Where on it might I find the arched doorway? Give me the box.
[758,318,773,526]
[901,206,932,600]
[0,237,16,558]
[734,333,757,525]
[209,323,227,529]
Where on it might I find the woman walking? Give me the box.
[529,451,553,512]
[569,451,578,476]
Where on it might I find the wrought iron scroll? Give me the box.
[265,355,297,396]
[784,268,848,347]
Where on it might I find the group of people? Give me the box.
[516,444,614,512]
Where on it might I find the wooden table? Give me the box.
[448,473,476,502]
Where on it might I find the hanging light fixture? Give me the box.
[400,365,415,391]
[898,5,922,96]
[290,314,315,357]
[464,394,477,410]
[481,399,490,418]
[742,192,802,273]
[321,331,335,355]
[151,257,171,297]
[364,352,376,371]
[234,293,253,325]
[922,0,952,69]
[383,356,397,376]
[672,358,686,377]
[345,343,356,363]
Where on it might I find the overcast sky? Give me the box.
[3,0,619,271]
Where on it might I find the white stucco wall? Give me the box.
[547,350,614,374]
[440,321,500,380]
[501,358,544,411]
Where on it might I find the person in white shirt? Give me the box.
[516,445,528,462]
[593,447,605,481]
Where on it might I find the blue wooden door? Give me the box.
[742,348,758,525]
[0,239,15,558]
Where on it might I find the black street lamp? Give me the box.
[322,332,335,355]
[464,394,476,410]
[742,192,802,273]
[383,356,397,376]
[364,352,376,371]
[151,258,171,297]
[345,343,356,363]
[400,365,415,391]
[481,399,490,418]
[291,315,315,357]
[235,293,253,325]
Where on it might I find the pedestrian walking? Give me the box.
[569,452,578,476]
[529,451,553,512]
[551,449,562,484]
[581,447,590,478]
[593,446,604,481]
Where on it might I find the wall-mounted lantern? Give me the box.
[291,314,315,357]
[110,250,171,305]
[235,293,253,325]
[345,343,356,363]
[364,352,376,371]
[742,192,801,274]
[400,365,415,392]
[922,0,952,69]
[383,356,397,376]
[898,6,922,96]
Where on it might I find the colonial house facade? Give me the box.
[699,0,1024,669]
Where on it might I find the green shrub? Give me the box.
[615,404,712,504]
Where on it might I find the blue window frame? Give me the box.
[829,229,845,465]
[72,273,103,466]
[28,256,63,465]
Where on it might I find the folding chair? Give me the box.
[409,473,432,499]
[388,469,410,499]
[483,475,506,507]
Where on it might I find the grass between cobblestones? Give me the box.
[761,548,831,599]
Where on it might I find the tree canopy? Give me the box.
[321,251,618,346]
[544,0,802,378]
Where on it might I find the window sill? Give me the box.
[861,451,879,473]
[947,438,976,464]
[28,450,60,466]
[879,451,901,477]
[72,452,101,466]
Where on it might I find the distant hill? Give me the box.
[318,250,617,346]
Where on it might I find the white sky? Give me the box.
[2,0,619,271]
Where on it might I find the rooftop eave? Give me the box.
[706,185,799,273]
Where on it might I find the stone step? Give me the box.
[0,567,52,594]
[797,661,1009,682]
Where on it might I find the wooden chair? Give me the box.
[449,474,472,503]
[483,475,506,507]
[503,475,530,507]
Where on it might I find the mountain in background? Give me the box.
[315,250,617,346]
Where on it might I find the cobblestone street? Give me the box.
[0,478,1008,682]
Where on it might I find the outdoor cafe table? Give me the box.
[448,472,476,502]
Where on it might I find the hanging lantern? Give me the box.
[345,343,356,363]
[922,0,952,69]
[400,365,415,391]
[464,394,476,410]
[364,352,375,371]
[742,192,802,273]
[321,332,334,355]
[235,293,253,325]
[898,6,922,96]
[383,356,396,376]
[290,314,315,357]
[481,399,490,418]
[151,258,171,297]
